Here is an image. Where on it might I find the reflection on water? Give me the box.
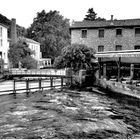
[0,90,139,139]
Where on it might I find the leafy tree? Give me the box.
[8,40,36,68]
[21,55,37,69]
[84,8,97,21]
[84,8,105,21]
[0,13,26,38]
[54,44,96,71]
[26,10,70,60]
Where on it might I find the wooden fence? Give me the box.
[0,76,72,95]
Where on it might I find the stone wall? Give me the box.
[71,28,140,52]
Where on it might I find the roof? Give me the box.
[25,38,40,45]
[0,23,8,28]
[70,19,140,29]
[18,37,40,45]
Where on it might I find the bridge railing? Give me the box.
[9,68,66,76]
[0,75,72,95]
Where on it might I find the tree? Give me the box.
[21,55,37,69]
[84,8,97,21]
[0,13,26,38]
[8,40,37,69]
[26,10,70,60]
[54,44,96,71]
[84,8,105,21]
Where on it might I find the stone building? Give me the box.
[70,16,140,52]
[70,16,140,80]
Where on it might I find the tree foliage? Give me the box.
[26,10,70,59]
[8,40,37,69]
[54,44,96,71]
[84,8,105,21]
[0,13,26,38]
[21,55,37,69]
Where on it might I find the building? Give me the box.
[18,37,42,68]
[0,23,9,68]
[70,16,140,52]
[70,16,140,81]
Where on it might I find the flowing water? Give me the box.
[0,89,140,139]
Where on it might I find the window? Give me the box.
[0,52,2,58]
[135,28,140,36]
[115,45,122,51]
[0,39,2,47]
[4,53,5,59]
[98,45,104,52]
[81,30,87,38]
[134,45,140,49]
[98,29,104,38]
[116,29,122,36]
[0,27,2,37]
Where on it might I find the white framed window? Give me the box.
[0,27,2,37]
[0,39,2,47]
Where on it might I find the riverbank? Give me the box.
[98,78,140,100]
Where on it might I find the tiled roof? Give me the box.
[70,19,140,29]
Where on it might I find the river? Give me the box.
[0,89,139,139]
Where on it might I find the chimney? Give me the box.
[110,15,114,25]
[111,15,113,21]
[11,18,17,45]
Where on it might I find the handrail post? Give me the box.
[26,79,29,93]
[61,77,63,88]
[71,76,73,86]
[13,80,16,93]
[39,78,42,90]
[50,77,53,89]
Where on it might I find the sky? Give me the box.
[0,0,140,28]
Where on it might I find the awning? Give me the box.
[95,50,140,58]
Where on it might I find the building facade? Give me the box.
[0,23,9,68]
[70,17,140,80]
[70,18,140,52]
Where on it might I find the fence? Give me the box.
[0,75,73,95]
[9,68,66,76]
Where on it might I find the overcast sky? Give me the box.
[0,0,140,28]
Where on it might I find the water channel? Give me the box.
[0,88,140,139]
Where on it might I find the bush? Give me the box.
[54,44,96,72]
[21,55,37,69]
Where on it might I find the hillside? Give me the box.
[0,13,26,38]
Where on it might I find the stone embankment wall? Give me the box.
[98,78,140,99]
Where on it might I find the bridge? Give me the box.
[0,68,73,95]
